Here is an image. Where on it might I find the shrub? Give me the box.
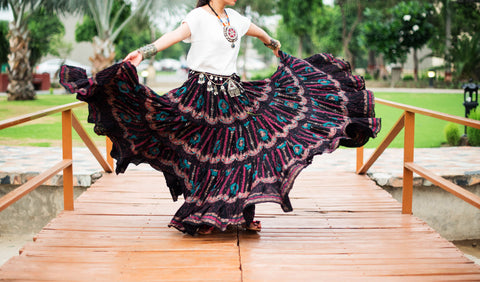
[467,110,480,146]
[444,123,461,146]
[363,72,373,80]
[249,66,277,80]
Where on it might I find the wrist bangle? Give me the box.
[138,44,157,59]
[264,39,281,50]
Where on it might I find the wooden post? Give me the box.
[402,111,415,214]
[72,113,113,173]
[62,110,74,211]
[356,147,364,174]
[106,137,114,170]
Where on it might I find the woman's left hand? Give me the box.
[263,38,281,58]
[123,50,143,67]
[273,49,280,58]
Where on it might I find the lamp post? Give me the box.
[140,70,149,84]
[427,70,436,87]
[462,79,479,135]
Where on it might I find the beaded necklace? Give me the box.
[207,3,238,48]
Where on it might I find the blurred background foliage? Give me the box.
[1,0,480,98]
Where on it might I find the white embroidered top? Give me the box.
[182,7,251,75]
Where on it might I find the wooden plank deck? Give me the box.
[1,171,479,281]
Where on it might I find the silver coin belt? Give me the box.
[190,70,244,97]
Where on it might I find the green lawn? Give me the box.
[369,92,464,148]
[0,94,102,147]
[0,90,466,148]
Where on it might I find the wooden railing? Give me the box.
[0,101,113,213]
[356,97,480,214]
[2,98,479,217]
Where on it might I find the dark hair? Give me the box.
[196,0,210,7]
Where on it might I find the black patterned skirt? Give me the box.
[60,51,380,235]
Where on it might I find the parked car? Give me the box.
[35,59,92,82]
[154,58,182,72]
[136,60,150,72]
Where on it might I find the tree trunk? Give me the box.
[367,50,377,78]
[413,48,419,82]
[343,40,353,67]
[241,36,248,80]
[444,0,452,82]
[378,54,388,80]
[89,36,116,75]
[340,0,363,67]
[297,36,303,58]
[7,21,35,101]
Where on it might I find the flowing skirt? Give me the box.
[60,51,380,235]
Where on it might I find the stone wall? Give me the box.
[383,183,480,241]
[0,185,86,235]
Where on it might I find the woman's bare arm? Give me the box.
[246,23,280,57]
[124,23,191,66]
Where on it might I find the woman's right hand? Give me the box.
[123,50,143,67]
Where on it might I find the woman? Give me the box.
[60,0,380,235]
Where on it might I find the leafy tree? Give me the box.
[111,24,154,62]
[362,1,435,81]
[311,5,342,56]
[391,1,435,81]
[0,0,71,100]
[28,7,65,67]
[112,21,188,62]
[361,8,396,79]
[71,0,147,73]
[234,0,277,78]
[278,0,323,57]
[276,18,316,59]
[449,33,480,81]
[335,0,365,66]
[0,21,8,67]
[47,33,73,65]
[75,0,137,63]
[362,8,405,64]
[357,1,397,77]
[276,20,300,56]
[428,0,480,82]
[316,0,398,71]
[68,0,189,74]
[235,0,277,16]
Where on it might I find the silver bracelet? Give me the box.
[138,44,157,59]
[264,39,281,50]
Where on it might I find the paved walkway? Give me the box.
[1,145,479,188]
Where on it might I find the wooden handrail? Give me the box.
[405,162,480,209]
[357,113,405,174]
[0,101,85,130]
[376,98,480,129]
[0,160,72,213]
[0,102,112,213]
[72,113,113,173]
[357,97,480,214]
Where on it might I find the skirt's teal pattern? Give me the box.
[60,51,380,235]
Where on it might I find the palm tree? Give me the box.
[0,0,189,101]
[0,0,71,100]
[68,0,192,74]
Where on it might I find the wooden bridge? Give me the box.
[1,99,480,281]
[2,170,480,281]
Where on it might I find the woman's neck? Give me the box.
[208,1,226,16]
